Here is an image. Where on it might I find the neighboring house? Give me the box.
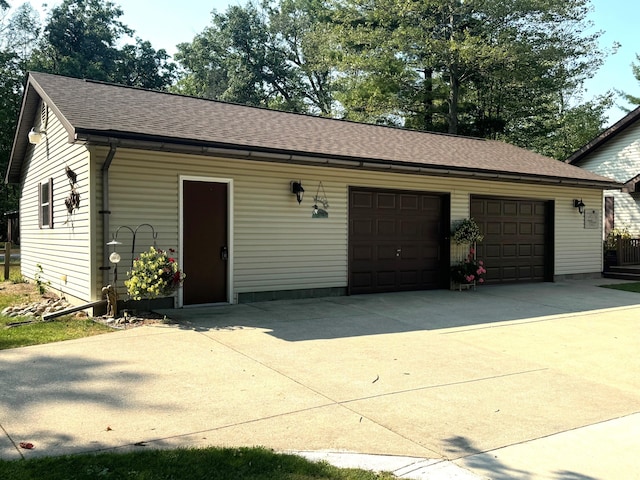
[566,106,640,237]
[6,72,620,309]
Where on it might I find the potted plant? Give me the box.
[451,247,486,289]
[125,246,186,300]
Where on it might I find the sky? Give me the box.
[7,0,640,125]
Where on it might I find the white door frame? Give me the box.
[178,175,234,307]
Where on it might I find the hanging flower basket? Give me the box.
[451,218,484,245]
[125,247,186,300]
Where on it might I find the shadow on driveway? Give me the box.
[161,281,640,342]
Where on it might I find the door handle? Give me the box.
[220,246,228,261]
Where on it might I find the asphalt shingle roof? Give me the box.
[7,72,620,188]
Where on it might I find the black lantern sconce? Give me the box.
[573,199,585,214]
[291,181,304,204]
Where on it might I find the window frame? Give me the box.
[38,178,53,229]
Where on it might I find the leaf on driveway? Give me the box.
[19,442,34,449]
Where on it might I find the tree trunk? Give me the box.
[448,70,459,135]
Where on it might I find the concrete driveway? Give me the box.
[1,279,639,479]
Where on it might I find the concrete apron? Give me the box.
[1,279,639,479]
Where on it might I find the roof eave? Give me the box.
[565,105,640,165]
[75,130,623,191]
[5,72,77,184]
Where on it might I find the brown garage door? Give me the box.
[471,196,553,284]
[349,188,449,294]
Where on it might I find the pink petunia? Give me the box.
[479,278,485,283]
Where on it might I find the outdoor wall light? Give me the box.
[28,128,46,145]
[291,180,304,204]
[573,199,585,214]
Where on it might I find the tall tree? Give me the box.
[29,0,175,89]
[330,0,608,143]
[30,0,132,81]
[0,3,41,239]
[174,0,336,115]
[619,54,640,106]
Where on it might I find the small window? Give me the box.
[39,178,53,229]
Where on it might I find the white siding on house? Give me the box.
[19,102,93,304]
[574,124,640,236]
[96,148,604,302]
[575,127,640,183]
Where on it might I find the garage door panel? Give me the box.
[504,222,517,235]
[377,245,398,260]
[472,196,550,284]
[352,219,373,236]
[487,201,502,215]
[376,219,396,236]
[350,188,447,294]
[400,271,419,286]
[377,271,396,286]
[503,202,517,215]
[519,223,533,235]
[401,219,420,235]
[520,203,533,215]
[352,246,373,261]
[519,244,532,256]
[487,222,502,235]
[352,192,373,209]
[400,195,418,210]
[377,193,396,209]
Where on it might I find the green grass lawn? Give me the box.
[0,446,396,480]
[600,282,640,293]
[0,268,112,350]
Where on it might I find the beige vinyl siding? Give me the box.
[98,148,603,301]
[19,102,93,304]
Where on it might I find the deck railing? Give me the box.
[616,238,640,266]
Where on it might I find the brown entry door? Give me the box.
[183,180,228,305]
[349,188,448,294]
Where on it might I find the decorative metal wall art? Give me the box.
[312,181,329,218]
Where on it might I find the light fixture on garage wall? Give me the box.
[28,128,46,145]
[291,180,304,204]
[573,199,585,214]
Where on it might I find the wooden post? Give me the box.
[4,241,11,280]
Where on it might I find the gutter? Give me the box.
[77,133,622,191]
[100,145,117,288]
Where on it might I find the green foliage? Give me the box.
[451,218,483,245]
[34,263,50,295]
[0,316,111,350]
[27,0,175,88]
[0,446,396,479]
[174,0,336,115]
[604,226,632,250]
[329,0,609,154]
[125,247,185,300]
[451,247,486,285]
[618,53,640,107]
[0,3,39,240]
[600,282,640,293]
